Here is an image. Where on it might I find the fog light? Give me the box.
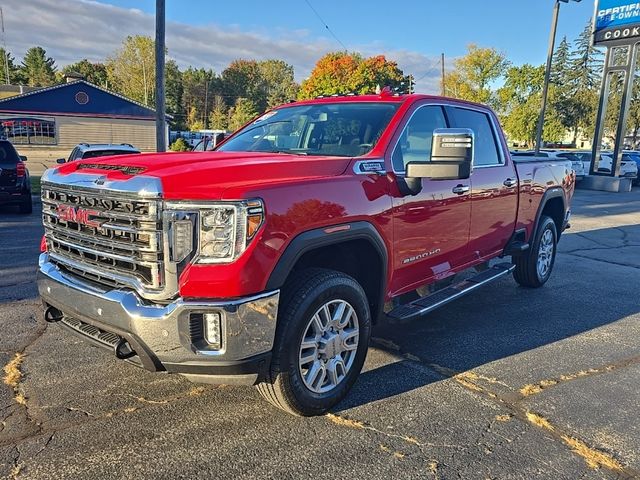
[204,312,222,349]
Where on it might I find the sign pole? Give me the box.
[535,0,561,154]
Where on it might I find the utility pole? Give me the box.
[1,8,10,84]
[155,0,167,152]
[441,53,445,96]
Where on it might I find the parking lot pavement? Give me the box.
[1,188,639,479]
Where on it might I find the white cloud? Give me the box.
[2,0,442,93]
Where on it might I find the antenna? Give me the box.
[0,8,9,84]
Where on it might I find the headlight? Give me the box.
[166,199,264,264]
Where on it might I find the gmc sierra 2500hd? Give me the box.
[38,92,574,416]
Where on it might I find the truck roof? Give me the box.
[288,93,492,111]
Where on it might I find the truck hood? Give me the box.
[55,151,352,200]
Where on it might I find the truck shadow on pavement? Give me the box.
[336,224,640,411]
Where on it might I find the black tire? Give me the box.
[513,215,557,288]
[257,268,371,416]
[18,196,33,214]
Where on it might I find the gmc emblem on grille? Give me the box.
[57,204,103,227]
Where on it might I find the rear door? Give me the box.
[0,142,20,190]
[389,103,473,293]
[446,106,518,259]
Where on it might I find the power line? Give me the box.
[303,0,348,51]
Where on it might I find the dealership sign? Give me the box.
[594,0,640,44]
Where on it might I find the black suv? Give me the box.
[0,140,32,214]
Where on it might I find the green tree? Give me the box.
[228,97,258,131]
[0,48,23,84]
[169,137,191,151]
[259,59,298,108]
[569,22,604,90]
[182,67,217,129]
[221,60,267,112]
[550,36,570,85]
[165,59,184,128]
[61,59,108,86]
[498,64,564,147]
[20,46,57,87]
[106,35,155,105]
[443,44,509,105]
[208,95,228,130]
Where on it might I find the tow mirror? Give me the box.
[56,158,66,164]
[19,155,27,162]
[406,128,473,181]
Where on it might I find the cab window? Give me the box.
[448,107,502,166]
[392,105,447,172]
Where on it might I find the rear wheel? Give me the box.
[257,269,371,416]
[513,215,557,288]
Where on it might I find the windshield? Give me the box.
[217,102,400,157]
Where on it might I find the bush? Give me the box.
[169,138,190,152]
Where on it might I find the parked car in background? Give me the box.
[57,143,140,163]
[511,150,585,180]
[192,132,227,152]
[0,140,32,213]
[623,151,640,185]
[597,153,638,181]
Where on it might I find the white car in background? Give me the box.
[597,153,638,180]
[511,150,585,180]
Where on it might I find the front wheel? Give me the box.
[257,269,371,416]
[513,215,558,288]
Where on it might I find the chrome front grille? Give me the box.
[41,182,173,299]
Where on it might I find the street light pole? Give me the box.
[535,0,581,154]
[535,1,561,154]
[155,0,166,152]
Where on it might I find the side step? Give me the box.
[387,262,515,322]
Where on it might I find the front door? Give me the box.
[389,104,472,296]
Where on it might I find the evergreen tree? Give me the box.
[20,46,57,87]
[569,22,604,89]
[0,48,23,84]
[165,59,184,128]
[550,36,570,85]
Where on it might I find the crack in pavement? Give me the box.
[518,355,640,398]
[366,342,640,478]
[0,385,216,450]
[565,252,640,270]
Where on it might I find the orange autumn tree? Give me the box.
[299,52,408,99]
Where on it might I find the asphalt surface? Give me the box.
[1,187,639,479]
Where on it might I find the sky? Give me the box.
[2,0,598,93]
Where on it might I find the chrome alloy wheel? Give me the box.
[537,229,555,279]
[298,300,360,394]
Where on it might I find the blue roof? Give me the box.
[0,80,162,120]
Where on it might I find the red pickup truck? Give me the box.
[38,92,574,416]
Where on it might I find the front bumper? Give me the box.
[37,254,279,385]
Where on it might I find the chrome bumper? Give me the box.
[37,254,279,384]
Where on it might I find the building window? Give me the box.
[0,117,57,145]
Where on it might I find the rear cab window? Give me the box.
[446,107,503,167]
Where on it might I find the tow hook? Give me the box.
[44,306,64,323]
[114,338,136,360]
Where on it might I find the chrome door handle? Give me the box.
[452,185,470,195]
[503,178,518,188]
